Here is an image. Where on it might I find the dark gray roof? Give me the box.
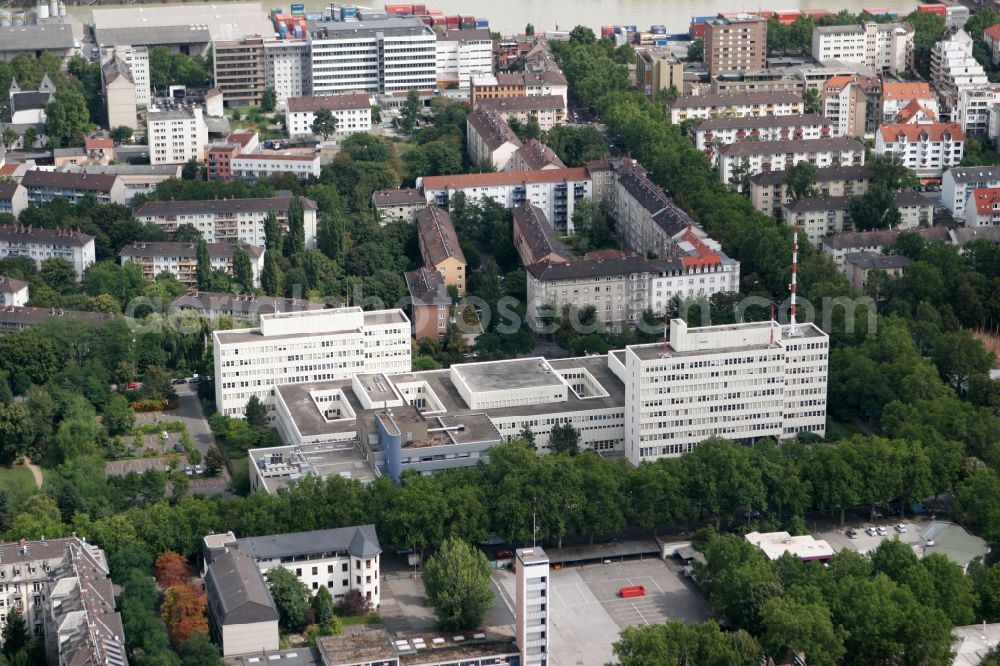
[405,267,448,305]
[0,182,23,201]
[951,227,1000,245]
[823,227,950,250]
[21,170,119,192]
[696,113,830,131]
[527,254,657,281]
[95,25,212,47]
[467,108,521,151]
[436,28,492,42]
[617,165,669,215]
[670,91,803,109]
[0,225,94,247]
[172,291,324,315]
[478,94,565,113]
[513,203,566,265]
[372,188,426,206]
[134,196,316,217]
[750,165,874,186]
[10,91,52,113]
[783,196,851,213]
[121,241,263,259]
[237,525,381,560]
[205,548,279,626]
[845,251,912,270]
[515,139,565,170]
[945,166,1000,184]
[0,24,74,53]
[417,206,466,267]
[893,191,933,207]
[308,17,432,39]
[720,137,865,157]
[0,306,113,327]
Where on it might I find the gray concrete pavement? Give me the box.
[172,382,231,483]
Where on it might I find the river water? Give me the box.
[63,0,919,41]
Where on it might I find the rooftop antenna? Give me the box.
[770,303,775,346]
[787,222,802,337]
[662,314,670,356]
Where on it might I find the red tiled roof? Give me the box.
[85,138,114,150]
[420,167,590,189]
[878,122,964,142]
[882,82,932,100]
[985,24,1000,41]
[227,132,256,146]
[972,187,1000,215]
[897,99,937,122]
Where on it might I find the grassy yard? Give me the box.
[0,464,43,505]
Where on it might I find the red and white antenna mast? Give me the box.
[788,222,802,337]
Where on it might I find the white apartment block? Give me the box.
[956,86,1000,136]
[309,18,436,95]
[119,241,264,287]
[515,548,549,666]
[230,153,321,183]
[133,195,318,248]
[212,307,411,417]
[264,38,311,110]
[615,318,828,464]
[435,28,493,88]
[101,56,138,131]
[148,107,208,165]
[0,225,95,279]
[693,114,832,162]
[749,165,874,215]
[941,166,1000,216]
[717,137,866,187]
[0,276,29,307]
[875,123,964,180]
[964,187,1000,226]
[881,82,938,124]
[285,93,372,138]
[930,29,987,113]
[811,22,913,71]
[102,45,150,106]
[668,91,805,124]
[418,168,593,234]
[206,526,382,607]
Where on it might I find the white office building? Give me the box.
[515,548,549,666]
[213,307,411,417]
[615,318,828,464]
[133,195,318,248]
[148,106,208,165]
[285,93,372,138]
[811,22,913,71]
[264,38,311,110]
[0,225,95,279]
[309,18,436,95]
[941,166,1000,216]
[435,28,493,88]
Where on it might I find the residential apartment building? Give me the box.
[894,190,935,228]
[101,44,150,105]
[956,86,1000,136]
[372,188,427,223]
[612,163,692,257]
[986,23,1000,65]
[435,28,493,88]
[964,187,1000,226]
[821,75,881,138]
[0,276,28,307]
[263,38,311,110]
[0,306,113,335]
[148,107,208,165]
[881,81,939,123]
[206,526,381,606]
[285,93,372,138]
[171,291,324,322]
[477,95,567,131]
[309,18,436,95]
[811,22,914,71]
[845,251,911,290]
[213,36,266,107]
[101,56,138,130]
[470,70,570,109]
[204,546,279,657]
[212,307,412,417]
[508,140,566,172]
[930,28,987,116]
[693,114,832,162]
[821,227,950,270]
[417,206,466,295]
[717,137,866,188]
[636,47,683,99]
[512,203,568,267]
[418,168,593,234]
[230,153,321,183]
[668,91,805,124]
[466,108,522,170]
[21,170,126,206]
[404,267,450,340]
[941,166,1000,216]
[703,16,767,76]
[781,196,853,247]
[119,241,264,287]
[133,195,318,248]
[0,181,28,218]
[874,123,964,180]
[749,164,873,214]
[515,548,549,666]
[0,225,95,278]
[618,318,828,463]
[58,164,182,203]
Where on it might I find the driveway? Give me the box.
[172,383,231,483]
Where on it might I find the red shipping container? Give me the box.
[412,4,426,13]
[601,25,614,38]
[385,4,413,13]
[619,586,646,599]
[446,15,460,26]
[689,22,706,39]
[917,4,947,15]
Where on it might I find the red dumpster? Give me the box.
[619,585,646,599]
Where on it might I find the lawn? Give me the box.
[0,464,42,505]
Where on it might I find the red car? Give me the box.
[496,549,513,560]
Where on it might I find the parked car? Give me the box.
[865,527,878,537]
[184,465,193,476]
[173,443,185,453]
[496,549,514,560]
[876,526,888,536]
[895,524,908,533]
[171,378,186,385]
[194,464,204,475]
[847,529,859,539]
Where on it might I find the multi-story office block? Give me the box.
[615,318,828,464]
[213,36,266,107]
[120,241,264,287]
[264,38,311,110]
[636,47,683,99]
[717,137,866,187]
[285,93,372,138]
[0,225,95,279]
[749,165,873,214]
[148,107,208,165]
[134,195,318,248]
[668,91,805,124]
[703,16,767,76]
[435,28,493,88]
[212,307,411,417]
[515,547,549,666]
[693,114,832,162]
[309,18,436,95]
[874,123,964,180]
[812,22,914,71]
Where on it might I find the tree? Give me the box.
[803,87,821,114]
[204,446,224,476]
[423,537,493,631]
[103,394,136,436]
[155,551,192,588]
[686,38,704,63]
[267,566,311,631]
[22,126,37,150]
[784,161,818,200]
[311,586,335,627]
[110,125,133,145]
[1,608,28,656]
[525,23,535,36]
[161,583,209,646]
[0,329,58,384]
[45,85,90,147]
[261,251,282,296]
[284,196,306,258]
[760,597,845,666]
[613,621,762,666]
[177,632,223,666]
[0,401,35,464]
[244,395,268,429]
[195,238,212,291]
[232,248,254,292]
[398,89,421,134]
[869,153,920,191]
[548,422,580,455]
[261,87,277,112]
[932,329,995,393]
[655,85,680,106]
[39,257,79,294]
[311,109,339,140]
[568,26,596,45]
[263,212,281,254]
[2,128,17,150]
[339,589,371,616]
[850,187,901,231]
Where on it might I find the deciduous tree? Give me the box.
[423,537,493,631]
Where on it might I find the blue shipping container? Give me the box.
[476,18,488,26]
[654,39,668,45]
[290,3,304,14]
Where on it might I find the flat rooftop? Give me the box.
[453,357,565,392]
[628,321,825,360]
[214,309,407,345]
[92,2,275,42]
[250,442,375,491]
[396,626,518,665]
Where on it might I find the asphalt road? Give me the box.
[173,382,231,484]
